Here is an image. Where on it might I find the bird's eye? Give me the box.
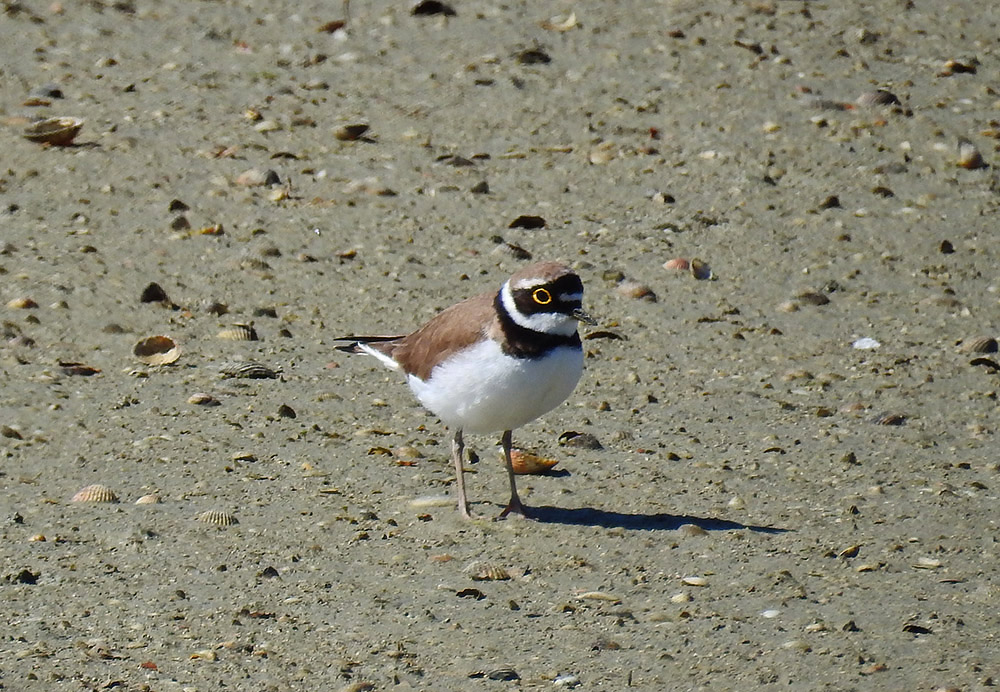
[532,288,552,305]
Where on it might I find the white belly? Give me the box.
[407,339,583,434]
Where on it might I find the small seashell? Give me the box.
[508,448,558,475]
[797,291,829,306]
[615,280,657,302]
[409,494,453,508]
[959,336,998,354]
[508,214,546,230]
[855,89,900,108]
[588,141,617,164]
[912,556,941,570]
[22,116,84,146]
[135,494,162,505]
[957,138,985,170]
[334,124,370,141]
[6,297,38,309]
[133,335,181,366]
[71,484,119,503]
[852,337,880,350]
[681,576,708,587]
[838,544,861,558]
[663,257,690,271]
[670,592,692,603]
[217,323,259,341]
[235,168,281,187]
[139,282,170,304]
[218,361,278,379]
[197,510,238,526]
[678,523,708,537]
[412,0,456,16]
[575,591,621,602]
[690,258,713,280]
[188,392,221,406]
[872,411,906,426]
[464,561,511,581]
[540,12,577,32]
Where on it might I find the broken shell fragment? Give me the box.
[690,258,713,280]
[217,323,259,341]
[464,561,511,581]
[681,576,708,587]
[959,336,998,354]
[508,448,559,475]
[6,297,39,309]
[855,89,900,108]
[22,116,84,146]
[71,484,119,503]
[334,124,370,141]
[957,138,985,170]
[188,392,221,406]
[133,335,181,365]
[615,280,657,301]
[197,510,238,526]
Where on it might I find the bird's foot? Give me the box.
[497,498,533,520]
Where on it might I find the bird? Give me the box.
[335,261,594,519]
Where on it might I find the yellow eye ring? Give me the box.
[532,288,552,305]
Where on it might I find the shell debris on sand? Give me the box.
[197,510,239,526]
[507,448,559,475]
[71,484,119,503]
[958,336,998,354]
[133,335,181,365]
[464,561,511,581]
[217,323,259,341]
[187,392,221,406]
[218,361,279,379]
[22,116,84,146]
[135,493,162,505]
[6,297,39,309]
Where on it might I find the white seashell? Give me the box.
[409,494,454,508]
[135,494,162,505]
[217,323,259,341]
[197,510,238,526]
[133,335,181,365]
[681,576,708,587]
[71,484,119,503]
[852,337,880,350]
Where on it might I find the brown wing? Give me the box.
[391,291,496,381]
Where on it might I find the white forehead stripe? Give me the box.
[511,275,549,290]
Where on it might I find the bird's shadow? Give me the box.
[525,505,788,534]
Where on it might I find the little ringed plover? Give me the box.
[336,261,594,519]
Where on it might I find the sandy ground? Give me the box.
[2,0,999,690]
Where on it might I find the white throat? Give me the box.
[499,282,579,336]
